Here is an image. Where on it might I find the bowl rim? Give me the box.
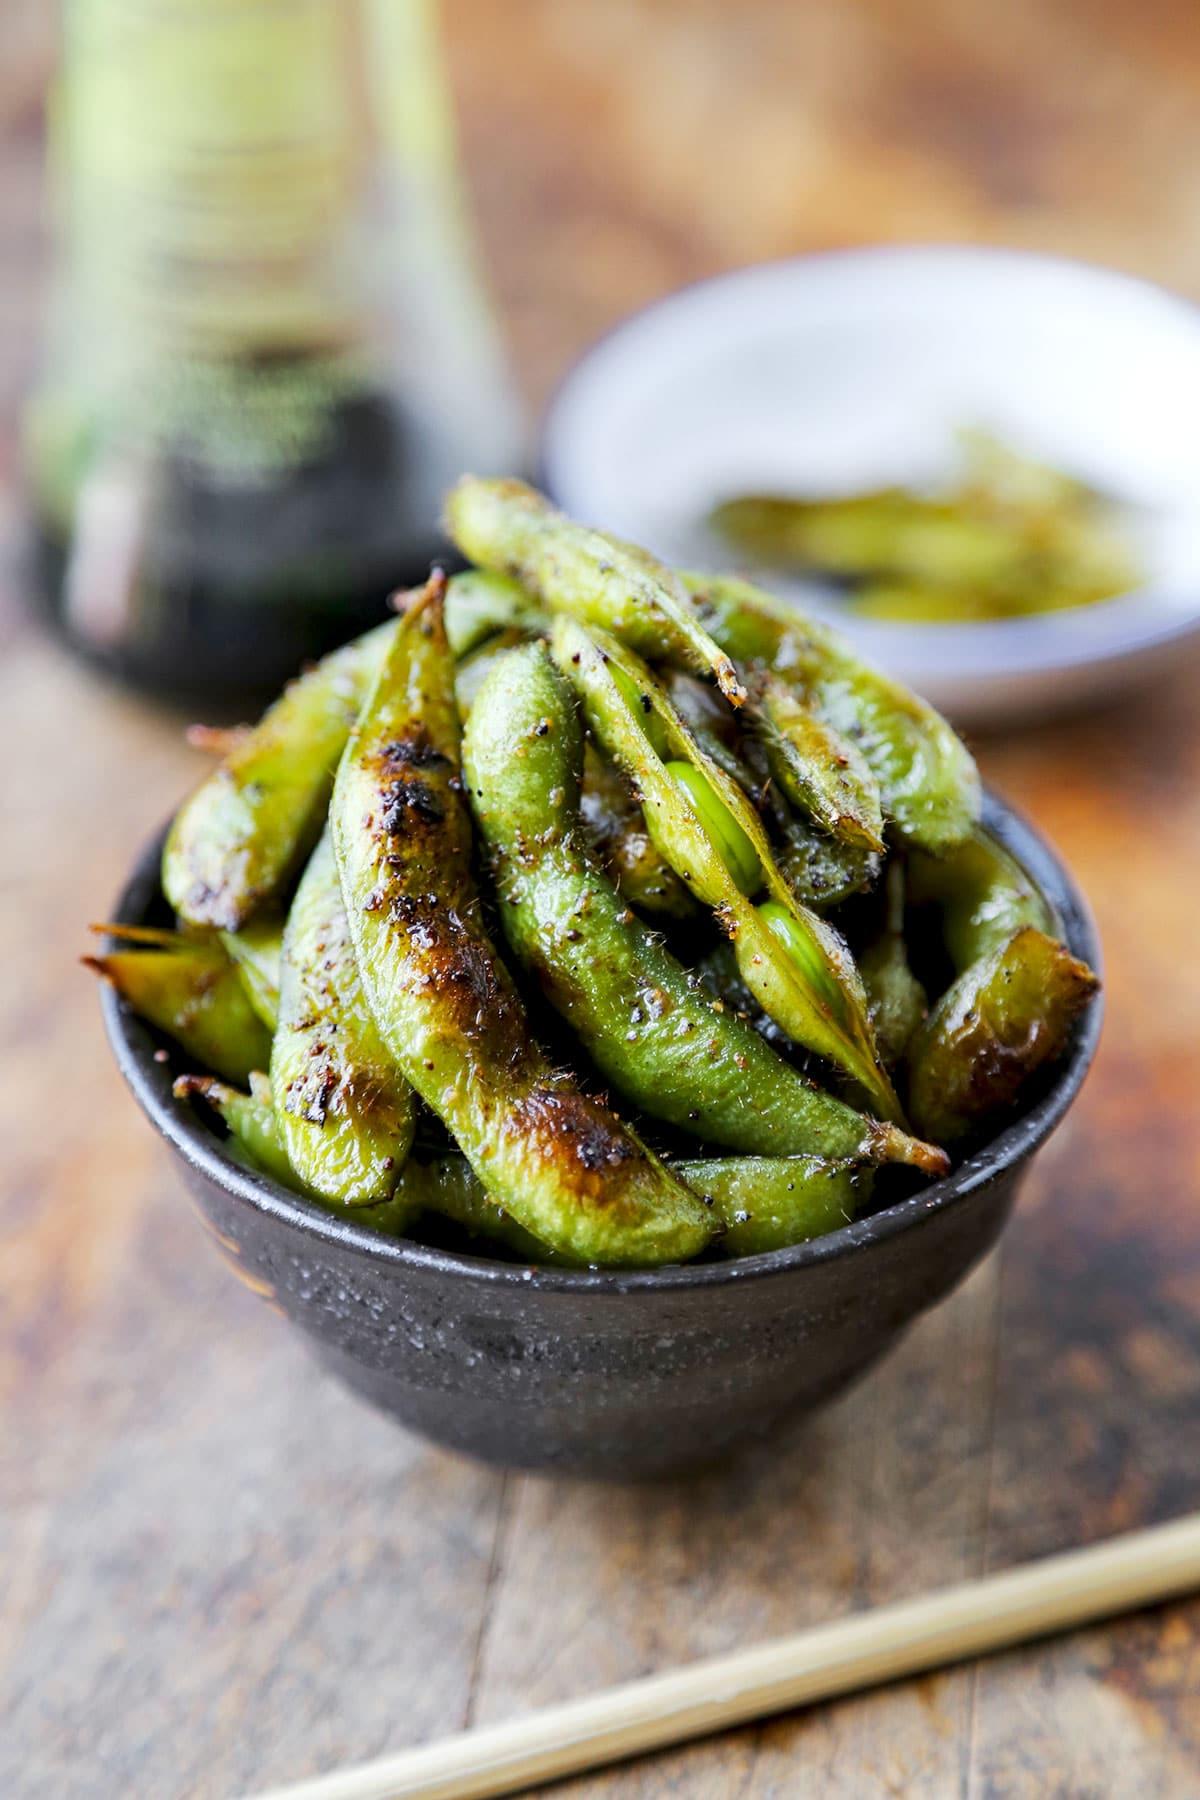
[102,788,1102,1296]
[537,242,1200,671]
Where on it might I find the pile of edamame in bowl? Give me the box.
[89,479,1099,1269]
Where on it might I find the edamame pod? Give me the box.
[858,863,927,1068]
[271,831,416,1205]
[464,642,914,1163]
[710,490,1026,587]
[453,628,530,720]
[684,1156,873,1257]
[180,1073,551,1254]
[331,574,716,1266]
[907,827,1054,969]
[579,745,696,918]
[753,671,884,852]
[684,571,980,852]
[85,935,271,1083]
[163,618,395,930]
[552,618,926,1141]
[775,822,882,910]
[220,917,283,1029]
[175,1073,309,1192]
[444,476,746,704]
[175,1073,418,1232]
[665,670,879,907]
[179,1072,871,1260]
[906,927,1098,1143]
[444,569,545,659]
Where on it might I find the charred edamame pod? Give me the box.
[906,926,1098,1143]
[331,575,716,1266]
[175,1072,419,1232]
[683,571,980,852]
[552,617,939,1151]
[163,619,395,930]
[270,831,416,1205]
[464,641,920,1164]
[86,932,271,1083]
[178,1072,869,1261]
[903,826,1094,1140]
[444,476,747,704]
[181,1074,559,1257]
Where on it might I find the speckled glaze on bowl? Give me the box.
[100,793,1101,1479]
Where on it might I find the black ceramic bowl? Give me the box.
[101,793,1101,1480]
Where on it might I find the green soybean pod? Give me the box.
[906,926,1098,1143]
[464,641,912,1163]
[331,575,715,1267]
[163,618,396,931]
[175,1072,310,1192]
[683,571,981,852]
[175,1073,419,1233]
[907,827,1055,970]
[220,916,283,1029]
[270,831,416,1206]
[858,861,927,1068]
[85,934,271,1084]
[753,670,884,852]
[444,569,546,659]
[444,476,746,704]
[662,669,880,908]
[551,617,919,1136]
[681,1156,873,1257]
[578,745,697,919]
[179,1069,871,1262]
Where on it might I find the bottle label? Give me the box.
[43,0,378,479]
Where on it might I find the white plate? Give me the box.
[540,246,1200,724]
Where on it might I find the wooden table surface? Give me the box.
[3,4,1200,1796]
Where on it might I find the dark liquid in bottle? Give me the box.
[28,385,458,711]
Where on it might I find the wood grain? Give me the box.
[3,4,1200,1797]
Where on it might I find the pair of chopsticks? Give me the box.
[248,1512,1200,1800]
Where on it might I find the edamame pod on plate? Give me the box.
[464,640,911,1163]
[683,571,980,852]
[271,831,416,1206]
[444,476,746,704]
[163,618,396,930]
[551,617,936,1148]
[331,573,716,1266]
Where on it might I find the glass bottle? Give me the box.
[24,0,524,702]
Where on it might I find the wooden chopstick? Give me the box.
[247,1511,1200,1800]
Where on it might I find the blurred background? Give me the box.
[3,5,1200,1796]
